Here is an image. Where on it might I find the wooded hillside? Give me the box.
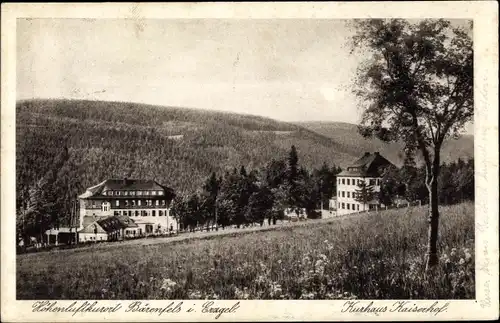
[16,99,474,209]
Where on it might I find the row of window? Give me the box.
[339,178,380,186]
[93,200,167,209]
[338,202,378,211]
[114,210,168,217]
[103,190,164,196]
[339,191,358,199]
[339,203,360,211]
[82,236,105,241]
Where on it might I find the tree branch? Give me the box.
[408,105,432,176]
[438,98,470,143]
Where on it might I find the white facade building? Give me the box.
[77,179,177,239]
[336,152,393,216]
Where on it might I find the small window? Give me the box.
[161,200,166,206]
[342,179,345,185]
[152,210,156,217]
[152,191,157,196]
[357,204,359,211]
[347,192,350,198]
[155,200,160,206]
[132,200,136,206]
[115,200,119,207]
[342,191,345,198]
[347,179,350,185]
[159,210,163,216]
[124,191,128,196]
[135,211,139,217]
[138,200,141,206]
[369,179,376,186]
[347,204,350,210]
[125,200,129,206]
[130,191,136,196]
[158,191,164,196]
[342,203,345,209]
[352,204,356,210]
[137,191,143,196]
[376,179,380,186]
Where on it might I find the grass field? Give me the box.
[17,203,474,300]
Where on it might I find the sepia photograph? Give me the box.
[1,2,498,322]
[14,17,476,301]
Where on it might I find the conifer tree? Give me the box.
[354,181,375,212]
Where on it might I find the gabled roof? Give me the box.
[116,215,139,228]
[82,215,108,228]
[79,215,138,233]
[78,179,175,199]
[78,222,107,234]
[337,152,394,177]
[97,216,128,233]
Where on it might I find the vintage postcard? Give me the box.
[1,1,498,322]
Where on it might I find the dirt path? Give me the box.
[19,214,362,256]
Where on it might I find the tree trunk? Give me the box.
[426,178,440,270]
[425,152,441,271]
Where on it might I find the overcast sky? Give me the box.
[17,18,473,132]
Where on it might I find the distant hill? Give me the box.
[16,99,355,198]
[295,121,474,167]
[16,100,474,201]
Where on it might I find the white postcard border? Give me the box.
[1,2,498,322]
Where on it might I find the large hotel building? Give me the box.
[77,179,176,241]
[336,152,394,216]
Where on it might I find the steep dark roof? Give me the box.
[116,215,139,228]
[96,215,138,233]
[337,152,394,177]
[79,179,175,199]
[78,222,107,234]
[79,215,138,233]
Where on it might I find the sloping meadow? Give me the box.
[17,203,474,300]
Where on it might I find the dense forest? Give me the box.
[171,146,342,231]
[16,99,474,235]
[172,152,474,231]
[297,121,474,168]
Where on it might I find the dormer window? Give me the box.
[158,191,164,196]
